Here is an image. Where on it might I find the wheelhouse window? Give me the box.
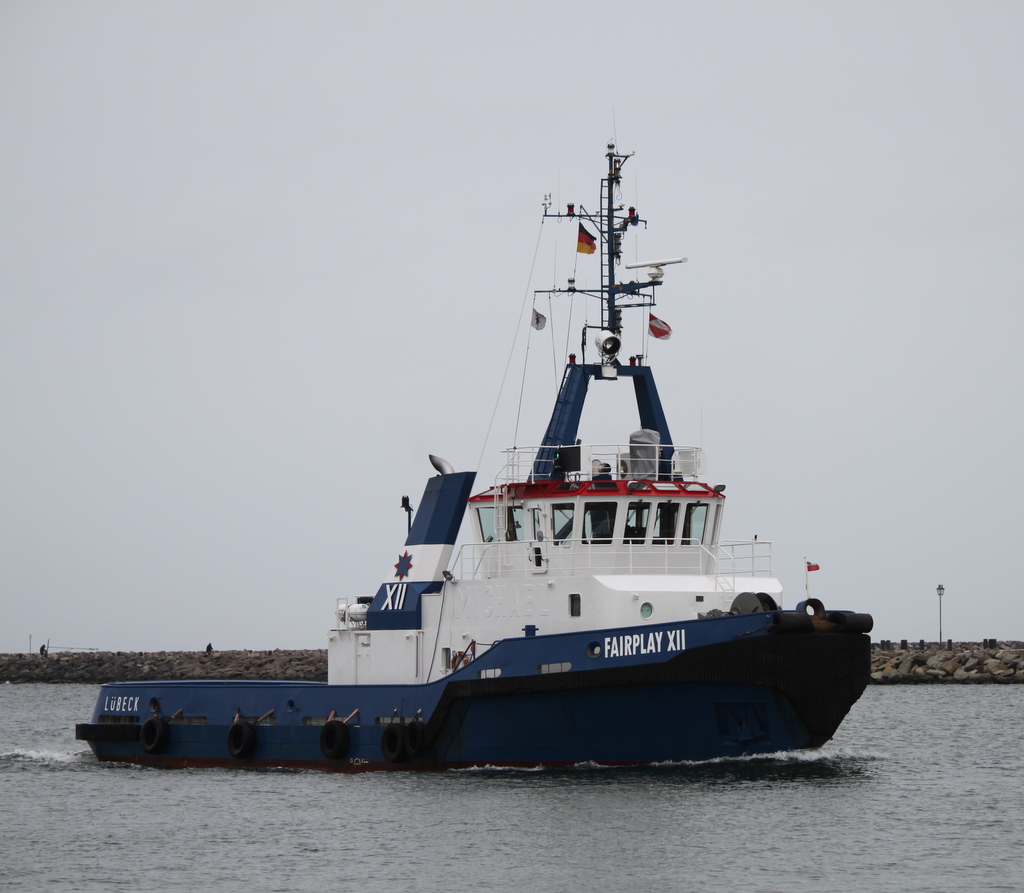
[505,505,525,541]
[582,502,617,544]
[552,503,575,542]
[477,506,496,543]
[623,501,651,544]
[652,502,679,544]
[682,503,708,545]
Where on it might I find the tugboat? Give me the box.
[77,145,872,770]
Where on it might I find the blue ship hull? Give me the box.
[77,614,871,771]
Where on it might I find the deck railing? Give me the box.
[494,442,706,485]
[453,538,773,581]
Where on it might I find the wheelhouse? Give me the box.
[454,438,765,582]
[469,477,724,550]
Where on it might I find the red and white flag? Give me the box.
[649,314,672,340]
[806,561,820,572]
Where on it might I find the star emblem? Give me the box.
[394,551,413,580]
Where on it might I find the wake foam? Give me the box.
[446,746,885,774]
[1,748,92,765]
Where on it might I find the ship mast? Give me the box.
[601,142,625,336]
[531,144,684,480]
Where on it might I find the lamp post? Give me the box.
[937,583,944,644]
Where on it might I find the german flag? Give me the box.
[576,223,597,254]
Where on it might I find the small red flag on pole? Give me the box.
[804,558,819,600]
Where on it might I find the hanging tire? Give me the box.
[319,720,350,760]
[227,720,256,759]
[140,717,170,754]
[380,723,407,763]
[403,720,425,759]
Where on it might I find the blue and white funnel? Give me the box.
[365,460,476,630]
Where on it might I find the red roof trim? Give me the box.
[467,480,722,502]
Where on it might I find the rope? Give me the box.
[512,302,536,449]
[475,218,545,473]
[548,292,559,390]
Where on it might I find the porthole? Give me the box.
[640,602,654,619]
[586,641,603,659]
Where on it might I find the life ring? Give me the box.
[139,717,170,754]
[380,723,407,763]
[227,720,256,759]
[319,720,350,760]
[403,720,425,758]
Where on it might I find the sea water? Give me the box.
[1,683,1022,892]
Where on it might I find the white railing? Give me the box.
[495,443,706,485]
[453,538,773,580]
[716,539,774,579]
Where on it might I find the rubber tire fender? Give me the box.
[227,720,257,759]
[140,717,170,754]
[380,723,407,763]
[403,720,426,759]
[319,720,350,760]
[827,611,874,634]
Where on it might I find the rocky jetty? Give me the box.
[0,649,327,684]
[870,643,1024,684]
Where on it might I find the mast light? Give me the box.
[595,330,621,362]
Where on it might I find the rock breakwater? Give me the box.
[0,650,327,684]
[870,643,1024,684]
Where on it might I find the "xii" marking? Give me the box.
[382,583,407,610]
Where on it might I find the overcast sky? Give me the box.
[2,1,1022,653]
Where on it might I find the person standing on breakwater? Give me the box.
[206,643,213,654]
